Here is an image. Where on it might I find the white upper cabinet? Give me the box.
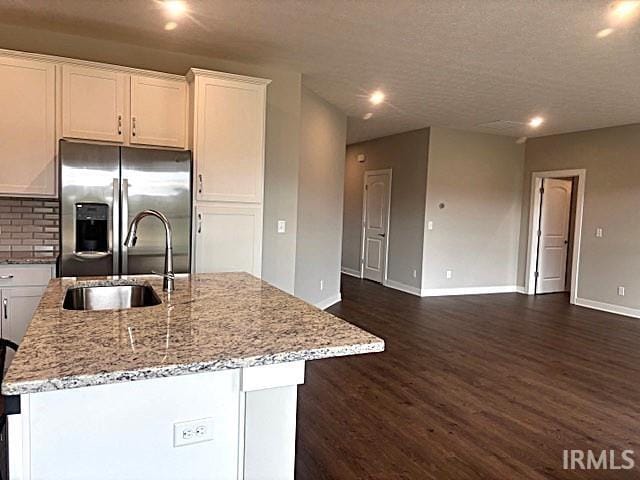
[190,70,270,203]
[0,55,56,196]
[130,75,187,148]
[62,65,126,143]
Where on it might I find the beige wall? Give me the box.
[343,129,429,289]
[423,127,525,290]
[294,88,346,306]
[518,123,640,309]
[0,23,302,293]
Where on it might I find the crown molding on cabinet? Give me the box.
[0,47,185,82]
[187,68,271,86]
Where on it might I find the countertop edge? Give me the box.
[1,339,385,395]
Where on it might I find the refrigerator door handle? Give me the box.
[112,178,120,273]
[121,178,129,274]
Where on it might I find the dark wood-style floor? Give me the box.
[295,275,640,479]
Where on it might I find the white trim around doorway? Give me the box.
[524,169,586,304]
[360,169,393,282]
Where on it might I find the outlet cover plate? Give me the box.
[174,417,215,447]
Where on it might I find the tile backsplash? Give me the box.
[0,197,59,258]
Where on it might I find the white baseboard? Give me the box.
[420,285,518,297]
[516,286,528,294]
[340,266,362,278]
[315,293,342,310]
[575,297,640,319]
[383,279,422,296]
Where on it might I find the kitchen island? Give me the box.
[2,273,384,480]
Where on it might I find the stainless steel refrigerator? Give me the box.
[59,140,192,277]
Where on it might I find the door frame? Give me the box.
[360,169,393,281]
[525,169,586,304]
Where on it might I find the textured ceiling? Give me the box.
[1,0,639,143]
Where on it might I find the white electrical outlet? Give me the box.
[277,220,286,234]
[427,221,434,231]
[412,269,417,278]
[174,418,214,447]
[618,286,625,296]
[320,280,324,291]
[595,227,603,238]
[446,269,453,279]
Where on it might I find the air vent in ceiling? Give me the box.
[476,120,526,132]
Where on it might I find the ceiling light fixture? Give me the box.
[363,112,373,120]
[596,27,614,38]
[528,116,544,128]
[610,1,640,22]
[369,91,385,105]
[163,0,187,17]
[164,21,178,31]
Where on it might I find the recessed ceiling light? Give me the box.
[163,0,187,17]
[596,27,614,38]
[528,116,544,128]
[363,112,373,120]
[164,21,178,31]
[369,91,385,105]
[610,1,640,22]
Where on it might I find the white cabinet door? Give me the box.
[130,75,187,148]
[194,75,267,203]
[1,286,45,369]
[0,55,56,196]
[62,65,125,143]
[195,205,262,276]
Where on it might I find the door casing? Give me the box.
[525,169,586,303]
[360,169,392,282]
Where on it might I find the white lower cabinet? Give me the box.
[195,204,263,277]
[0,265,54,369]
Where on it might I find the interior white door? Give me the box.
[130,75,187,148]
[0,55,56,196]
[62,65,125,143]
[536,178,573,294]
[362,172,391,283]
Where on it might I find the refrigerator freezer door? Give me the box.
[120,147,192,275]
[59,141,120,277]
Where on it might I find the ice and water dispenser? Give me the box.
[74,203,109,255]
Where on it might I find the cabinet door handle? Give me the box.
[197,213,202,234]
[132,116,137,137]
[3,298,7,320]
[198,174,203,194]
[0,274,14,280]
[117,114,122,135]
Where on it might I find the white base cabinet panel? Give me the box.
[8,362,305,480]
[195,204,263,277]
[0,264,54,369]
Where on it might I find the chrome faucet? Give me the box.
[124,209,175,292]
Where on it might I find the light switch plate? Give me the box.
[277,220,286,233]
[174,418,214,447]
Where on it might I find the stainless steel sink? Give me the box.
[63,284,162,311]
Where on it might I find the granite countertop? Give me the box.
[0,255,57,265]
[2,273,384,395]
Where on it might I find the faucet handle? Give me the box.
[150,270,175,279]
